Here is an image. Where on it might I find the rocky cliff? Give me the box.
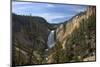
[56,6,96,49]
[47,6,96,63]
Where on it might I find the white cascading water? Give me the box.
[47,30,55,48]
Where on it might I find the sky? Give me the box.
[12,1,88,23]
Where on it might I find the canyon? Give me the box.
[12,6,96,66]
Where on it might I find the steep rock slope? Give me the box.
[12,14,50,65]
[47,6,96,63]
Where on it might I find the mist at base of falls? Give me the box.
[47,30,55,49]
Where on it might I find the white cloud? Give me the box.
[31,12,74,23]
[72,6,87,13]
[31,13,65,22]
[46,4,55,8]
[40,13,66,20]
[13,6,34,10]
[77,8,87,12]
[12,1,31,5]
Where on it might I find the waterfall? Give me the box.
[47,30,55,48]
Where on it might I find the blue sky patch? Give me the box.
[12,1,88,23]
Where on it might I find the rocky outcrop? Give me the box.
[55,6,96,50]
[83,56,95,61]
[47,6,96,63]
